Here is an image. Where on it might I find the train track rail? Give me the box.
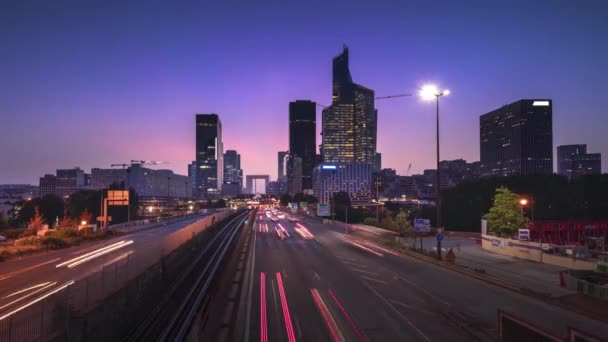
[124,210,249,342]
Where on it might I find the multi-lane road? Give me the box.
[239,210,608,342]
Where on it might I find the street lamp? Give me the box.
[419,84,450,260]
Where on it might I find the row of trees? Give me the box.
[5,186,139,230]
[279,193,319,207]
[442,174,608,232]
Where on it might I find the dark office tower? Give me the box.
[557,144,601,178]
[278,151,288,182]
[480,99,553,176]
[374,152,382,172]
[223,150,242,196]
[322,46,378,166]
[195,114,223,198]
[558,144,586,177]
[286,154,302,195]
[289,100,316,190]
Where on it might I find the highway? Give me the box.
[0,211,222,323]
[240,210,608,342]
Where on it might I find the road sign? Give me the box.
[96,216,112,222]
[436,234,443,241]
[445,248,456,260]
[414,219,431,233]
[518,229,530,241]
[317,203,330,217]
[108,190,129,206]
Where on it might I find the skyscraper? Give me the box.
[286,154,302,195]
[374,152,382,172]
[557,144,601,178]
[195,114,223,198]
[480,99,553,176]
[289,100,316,191]
[277,151,288,182]
[223,150,243,196]
[322,46,378,166]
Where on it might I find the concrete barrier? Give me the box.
[481,234,596,270]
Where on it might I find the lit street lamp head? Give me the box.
[519,198,528,206]
[419,84,450,100]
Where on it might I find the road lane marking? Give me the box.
[334,255,359,262]
[0,280,75,321]
[389,300,437,316]
[328,289,365,342]
[397,276,450,307]
[260,272,268,342]
[271,279,280,315]
[359,280,431,342]
[0,258,61,281]
[349,268,379,276]
[359,276,388,285]
[340,260,365,267]
[276,272,296,342]
[310,288,344,342]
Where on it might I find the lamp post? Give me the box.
[420,85,450,260]
[520,196,540,261]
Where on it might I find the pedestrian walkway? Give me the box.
[416,236,574,297]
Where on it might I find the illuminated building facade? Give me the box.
[195,114,223,198]
[313,163,372,204]
[322,46,378,166]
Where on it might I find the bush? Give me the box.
[0,228,28,239]
[363,217,379,226]
[41,236,68,249]
[15,236,40,246]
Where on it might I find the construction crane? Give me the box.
[376,93,413,100]
[130,160,168,166]
[406,163,412,176]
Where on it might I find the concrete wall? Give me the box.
[481,234,596,270]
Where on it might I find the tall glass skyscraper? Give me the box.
[289,100,316,191]
[322,46,377,166]
[195,114,223,198]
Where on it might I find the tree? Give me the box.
[395,209,413,236]
[483,187,528,237]
[38,194,65,225]
[80,208,93,224]
[27,206,45,235]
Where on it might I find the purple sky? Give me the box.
[1,1,607,185]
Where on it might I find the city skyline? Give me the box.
[2,1,608,184]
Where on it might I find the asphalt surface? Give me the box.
[0,212,217,320]
[242,210,608,342]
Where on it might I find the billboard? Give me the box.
[317,203,331,217]
[414,219,431,233]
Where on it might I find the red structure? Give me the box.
[529,220,608,245]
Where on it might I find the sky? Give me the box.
[1,0,607,185]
